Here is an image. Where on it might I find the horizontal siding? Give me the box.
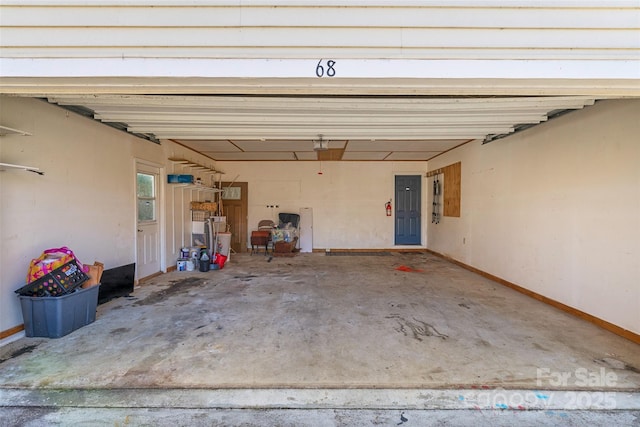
[3,29,636,49]
[2,0,639,6]
[0,2,638,61]
[2,7,638,28]
[5,48,635,61]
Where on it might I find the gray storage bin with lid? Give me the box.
[18,284,100,338]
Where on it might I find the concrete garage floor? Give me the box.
[1,252,639,426]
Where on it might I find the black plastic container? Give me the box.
[15,260,89,297]
[199,259,210,272]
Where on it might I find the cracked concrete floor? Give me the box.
[0,252,639,425]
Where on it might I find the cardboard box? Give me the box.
[82,261,104,289]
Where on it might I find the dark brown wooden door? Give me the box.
[221,182,248,253]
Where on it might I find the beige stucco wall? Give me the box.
[426,99,640,335]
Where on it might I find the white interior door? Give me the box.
[136,163,161,279]
[299,207,313,253]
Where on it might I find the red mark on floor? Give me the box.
[395,265,424,273]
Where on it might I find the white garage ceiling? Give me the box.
[46,94,598,161]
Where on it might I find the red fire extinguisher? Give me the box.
[385,200,392,216]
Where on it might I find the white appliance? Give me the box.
[299,207,313,253]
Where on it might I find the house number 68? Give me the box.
[316,59,336,77]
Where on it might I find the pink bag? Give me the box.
[26,246,88,284]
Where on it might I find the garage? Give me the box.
[1,1,639,424]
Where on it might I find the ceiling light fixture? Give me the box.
[313,134,329,151]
